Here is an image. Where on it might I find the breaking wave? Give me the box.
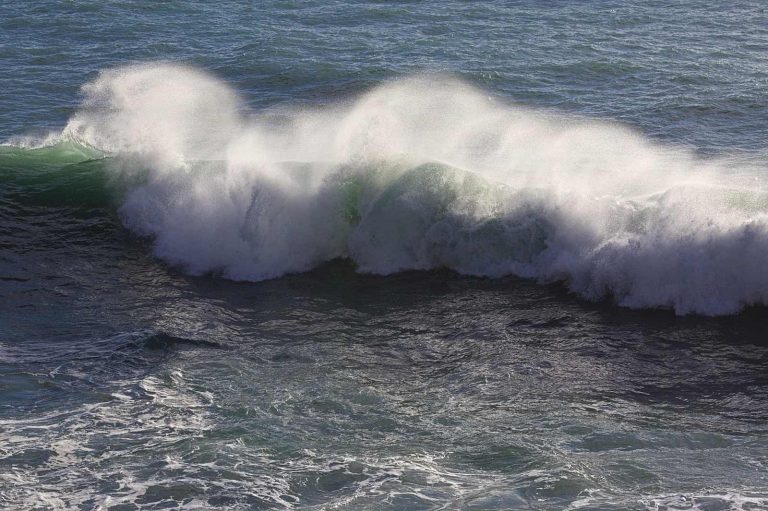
[6,62,768,315]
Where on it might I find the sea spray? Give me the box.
[20,62,768,315]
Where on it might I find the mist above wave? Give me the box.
[34,63,768,315]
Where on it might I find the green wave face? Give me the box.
[0,143,112,211]
[347,162,555,276]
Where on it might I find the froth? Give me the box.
[59,63,768,315]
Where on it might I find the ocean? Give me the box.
[1,1,768,509]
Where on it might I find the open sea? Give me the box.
[2,1,768,509]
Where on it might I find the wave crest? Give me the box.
[22,63,768,315]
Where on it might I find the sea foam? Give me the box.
[57,63,768,315]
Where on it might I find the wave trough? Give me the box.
[10,63,768,315]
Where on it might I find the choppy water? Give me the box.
[2,1,768,509]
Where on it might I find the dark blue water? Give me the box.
[2,2,768,509]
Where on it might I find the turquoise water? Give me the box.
[2,2,768,509]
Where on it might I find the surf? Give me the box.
[5,62,768,315]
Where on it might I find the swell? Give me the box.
[5,63,768,315]
[0,143,110,209]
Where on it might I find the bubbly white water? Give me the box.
[47,63,768,315]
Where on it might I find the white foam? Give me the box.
[60,63,768,315]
